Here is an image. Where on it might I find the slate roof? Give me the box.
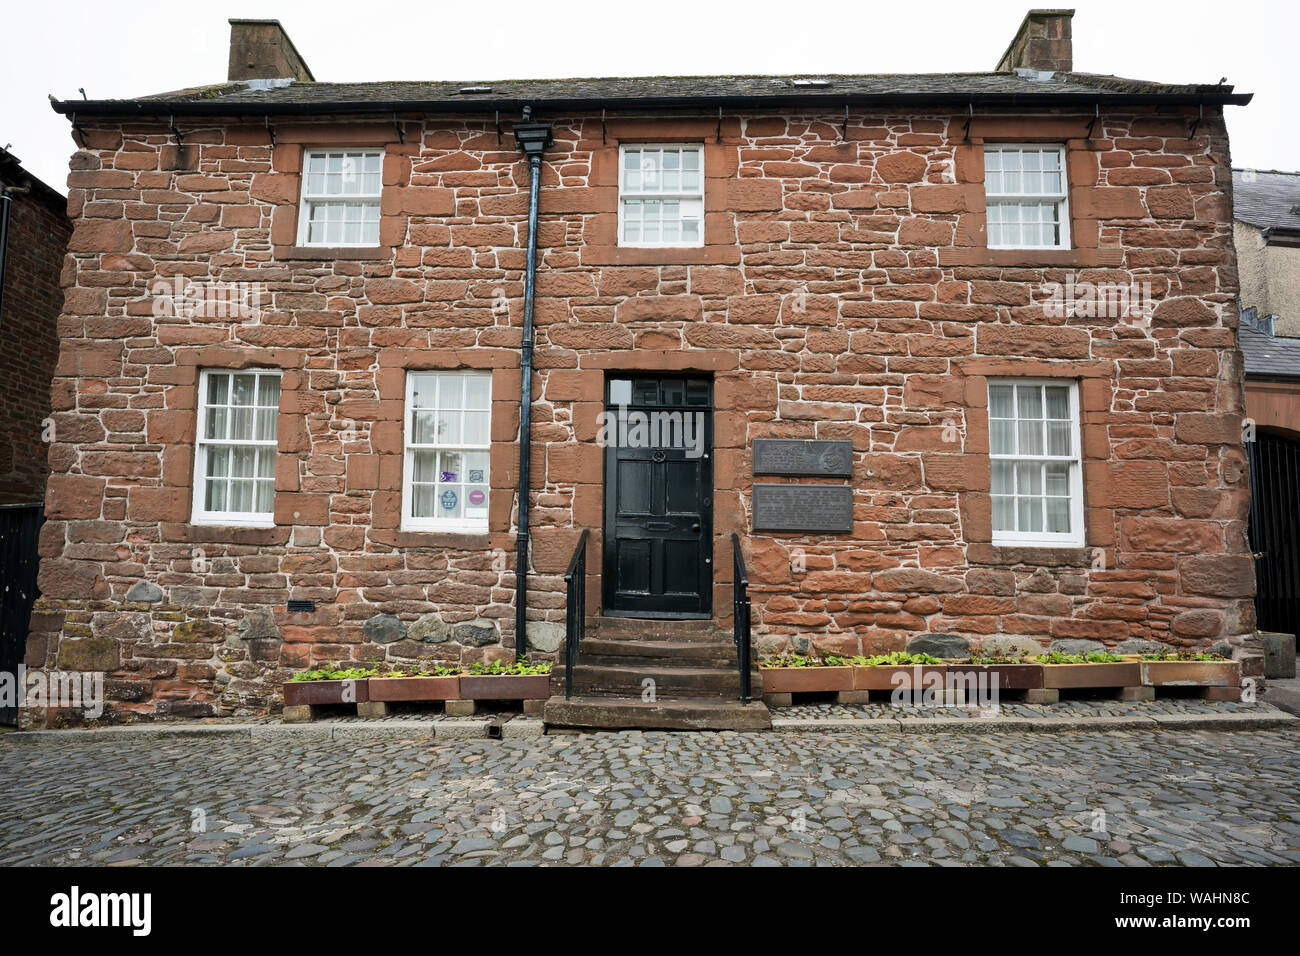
[1241,325,1300,380]
[50,71,1249,117]
[1233,169,1300,233]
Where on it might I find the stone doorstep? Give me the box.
[6,710,1296,743]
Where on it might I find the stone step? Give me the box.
[584,617,723,643]
[544,696,771,731]
[552,663,763,699]
[576,638,739,665]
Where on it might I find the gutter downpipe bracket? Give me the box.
[511,112,553,662]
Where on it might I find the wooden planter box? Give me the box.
[283,678,370,707]
[759,666,854,694]
[369,675,462,702]
[946,663,1044,691]
[1141,660,1240,687]
[1041,662,1141,689]
[853,664,947,691]
[458,674,552,700]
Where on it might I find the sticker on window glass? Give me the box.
[440,490,458,511]
[440,471,457,482]
[468,469,485,483]
[468,489,486,506]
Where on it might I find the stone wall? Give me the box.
[0,168,70,505]
[26,105,1254,722]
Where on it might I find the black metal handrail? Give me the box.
[563,529,590,699]
[731,533,752,703]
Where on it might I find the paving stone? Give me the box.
[0,728,1296,867]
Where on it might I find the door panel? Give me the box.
[603,376,713,618]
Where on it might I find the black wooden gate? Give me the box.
[0,503,43,725]
[1247,432,1300,640]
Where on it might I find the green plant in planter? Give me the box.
[288,666,377,682]
[967,650,1030,664]
[1033,651,1122,664]
[842,651,943,666]
[467,660,552,676]
[1139,650,1226,662]
[758,654,832,668]
[377,664,464,678]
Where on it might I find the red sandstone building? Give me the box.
[25,10,1259,727]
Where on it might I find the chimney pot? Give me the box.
[227,19,314,83]
[996,9,1074,74]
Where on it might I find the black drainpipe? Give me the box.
[512,111,553,661]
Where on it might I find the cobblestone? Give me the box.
[1,728,1297,866]
[778,698,1279,720]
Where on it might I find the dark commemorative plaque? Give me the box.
[752,439,853,478]
[752,484,854,533]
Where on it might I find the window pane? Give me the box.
[1016,385,1042,419]
[991,419,1016,455]
[438,451,463,483]
[435,411,461,443]
[205,479,227,513]
[1016,462,1042,496]
[229,480,254,513]
[205,406,228,441]
[207,447,230,478]
[1045,386,1069,418]
[465,452,489,485]
[412,483,437,518]
[413,450,438,483]
[255,481,274,514]
[230,408,254,442]
[465,375,491,409]
[1047,420,1072,456]
[412,411,437,444]
[463,411,490,445]
[255,408,277,442]
[206,373,229,406]
[1045,462,1070,496]
[1018,419,1044,455]
[989,385,1015,419]
[992,460,1014,495]
[1046,496,1070,533]
[231,446,257,478]
[258,376,280,406]
[1018,496,1043,533]
[231,374,256,406]
[992,495,1014,531]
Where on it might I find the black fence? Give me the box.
[1247,432,1300,641]
[0,503,43,725]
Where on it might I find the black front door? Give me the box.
[603,376,713,618]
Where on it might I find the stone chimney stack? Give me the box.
[227,19,315,82]
[996,9,1074,74]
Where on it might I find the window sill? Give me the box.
[274,245,392,261]
[938,248,1123,267]
[389,529,493,549]
[581,245,740,266]
[191,518,276,529]
[973,543,1092,567]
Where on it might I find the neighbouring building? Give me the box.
[1,148,70,725]
[0,148,69,505]
[1234,169,1300,337]
[1233,167,1300,643]
[24,10,1261,727]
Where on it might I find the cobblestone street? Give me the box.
[3,728,1298,866]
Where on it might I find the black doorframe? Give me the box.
[601,375,713,620]
[1247,429,1300,640]
[0,502,43,725]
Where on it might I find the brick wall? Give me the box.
[25,105,1254,723]
[0,170,70,505]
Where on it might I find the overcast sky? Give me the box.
[4,0,1297,192]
